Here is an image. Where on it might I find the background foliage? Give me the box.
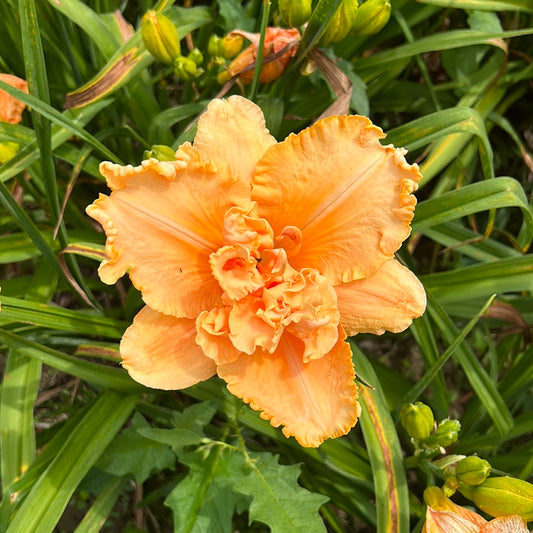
[0,0,532,531]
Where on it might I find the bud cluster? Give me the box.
[278,0,391,46]
[400,402,461,456]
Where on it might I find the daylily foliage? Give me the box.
[87,96,426,447]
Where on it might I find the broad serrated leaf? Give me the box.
[97,413,175,484]
[235,452,328,533]
[165,446,249,533]
[139,402,217,455]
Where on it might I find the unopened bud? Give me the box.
[174,56,198,81]
[143,145,175,161]
[455,456,491,487]
[142,10,181,65]
[400,402,434,440]
[431,418,461,448]
[350,0,391,36]
[458,476,533,520]
[188,48,204,66]
[220,34,243,59]
[216,70,232,85]
[319,0,359,46]
[0,141,20,164]
[208,35,222,57]
[278,0,312,28]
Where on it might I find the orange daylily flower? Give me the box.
[0,73,28,124]
[423,487,530,533]
[87,96,426,447]
[227,27,300,83]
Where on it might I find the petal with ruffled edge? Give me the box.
[86,148,251,318]
[193,96,276,184]
[217,328,360,447]
[423,508,480,533]
[196,307,241,365]
[120,306,216,390]
[335,259,426,336]
[252,115,422,285]
[481,516,529,533]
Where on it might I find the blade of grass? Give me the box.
[417,0,533,13]
[0,262,58,493]
[351,343,409,533]
[5,390,139,533]
[0,330,142,393]
[427,292,514,435]
[0,80,122,163]
[404,295,496,405]
[73,477,124,533]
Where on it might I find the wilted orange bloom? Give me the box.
[423,487,530,533]
[0,73,28,124]
[227,27,300,83]
[87,96,426,447]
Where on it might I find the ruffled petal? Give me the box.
[196,306,241,365]
[193,96,276,184]
[86,149,251,318]
[210,245,264,300]
[481,516,529,533]
[229,295,281,354]
[216,328,360,447]
[335,259,426,336]
[423,508,480,533]
[120,306,216,389]
[252,115,422,285]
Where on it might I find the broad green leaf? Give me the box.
[97,413,175,484]
[139,402,218,455]
[218,0,255,32]
[234,451,328,533]
[351,343,409,533]
[166,444,249,533]
[417,0,533,13]
[5,391,138,533]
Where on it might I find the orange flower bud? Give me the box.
[0,74,28,124]
[227,27,300,84]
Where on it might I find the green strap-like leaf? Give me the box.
[5,390,139,533]
[417,0,533,13]
[351,343,409,533]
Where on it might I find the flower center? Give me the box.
[196,207,340,364]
